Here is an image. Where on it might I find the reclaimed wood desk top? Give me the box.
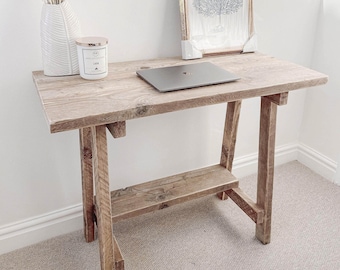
[32,52,328,133]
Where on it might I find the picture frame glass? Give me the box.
[180,0,255,57]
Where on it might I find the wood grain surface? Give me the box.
[32,53,328,269]
[32,53,328,133]
[94,164,238,223]
[226,187,264,224]
[91,125,116,269]
[79,127,95,242]
[256,96,278,244]
[218,100,241,200]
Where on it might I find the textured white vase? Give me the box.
[40,0,81,76]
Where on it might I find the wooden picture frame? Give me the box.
[179,0,256,59]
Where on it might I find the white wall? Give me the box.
[299,0,340,183]
[0,0,331,254]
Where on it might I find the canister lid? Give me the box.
[76,37,108,47]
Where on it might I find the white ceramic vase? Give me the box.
[40,0,81,76]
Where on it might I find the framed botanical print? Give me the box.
[179,0,256,59]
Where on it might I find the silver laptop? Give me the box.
[136,62,240,92]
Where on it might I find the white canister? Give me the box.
[76,37,108,80]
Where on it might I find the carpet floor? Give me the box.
[1,161,340,269]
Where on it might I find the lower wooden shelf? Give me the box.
[98,164,239,223]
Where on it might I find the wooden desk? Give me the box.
[32,52,327,269]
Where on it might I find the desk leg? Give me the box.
[256,96,278,244]
[218,100,242,200]
[80,127,95,242]
[92,125,115,269]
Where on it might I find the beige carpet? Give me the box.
[1,161,340,270]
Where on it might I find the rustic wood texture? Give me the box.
[96,165,238,223]
[265,92,289,106]
[32,53,328,133]
[179,0,190,40]
[218,100,242,200]
[106,121,126,138]
[91,125,116,269]
[226,187,264,224]
[248,0,254,36]
[256,96,278,244]
[79,127,95,243]
[113,236,124,270]
[220,101,242,170]
[32,53,328,269]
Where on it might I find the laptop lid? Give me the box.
[136,62,240,92]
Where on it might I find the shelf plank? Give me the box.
[103,165,238,223]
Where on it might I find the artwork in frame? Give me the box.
[179,0,256,59]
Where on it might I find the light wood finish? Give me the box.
[218,100,242,200]
[94,165,238,223]
[226,187,264,224]
[248,0,255,37]
[91,125,116,269]
[32,53,328,134]
[265,92,289,106]
[256,96,279,244]
[179,0,189,40]
[79,127,95,242]
[220,101,242,170]
[113,236,124,270]
[106,122,126,138]
[32,53,328,270]
[224,93,288,243]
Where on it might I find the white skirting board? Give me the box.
[297,143,338,184]
[232,143,299,179]
[0,204,83,255]
[0,142,338,255]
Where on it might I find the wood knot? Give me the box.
[136,104,148,116]
[112,187,133,198]
[83,148,92,159]
[157,194,166,200]
[160,203,169,209]
[146,188,172,203]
